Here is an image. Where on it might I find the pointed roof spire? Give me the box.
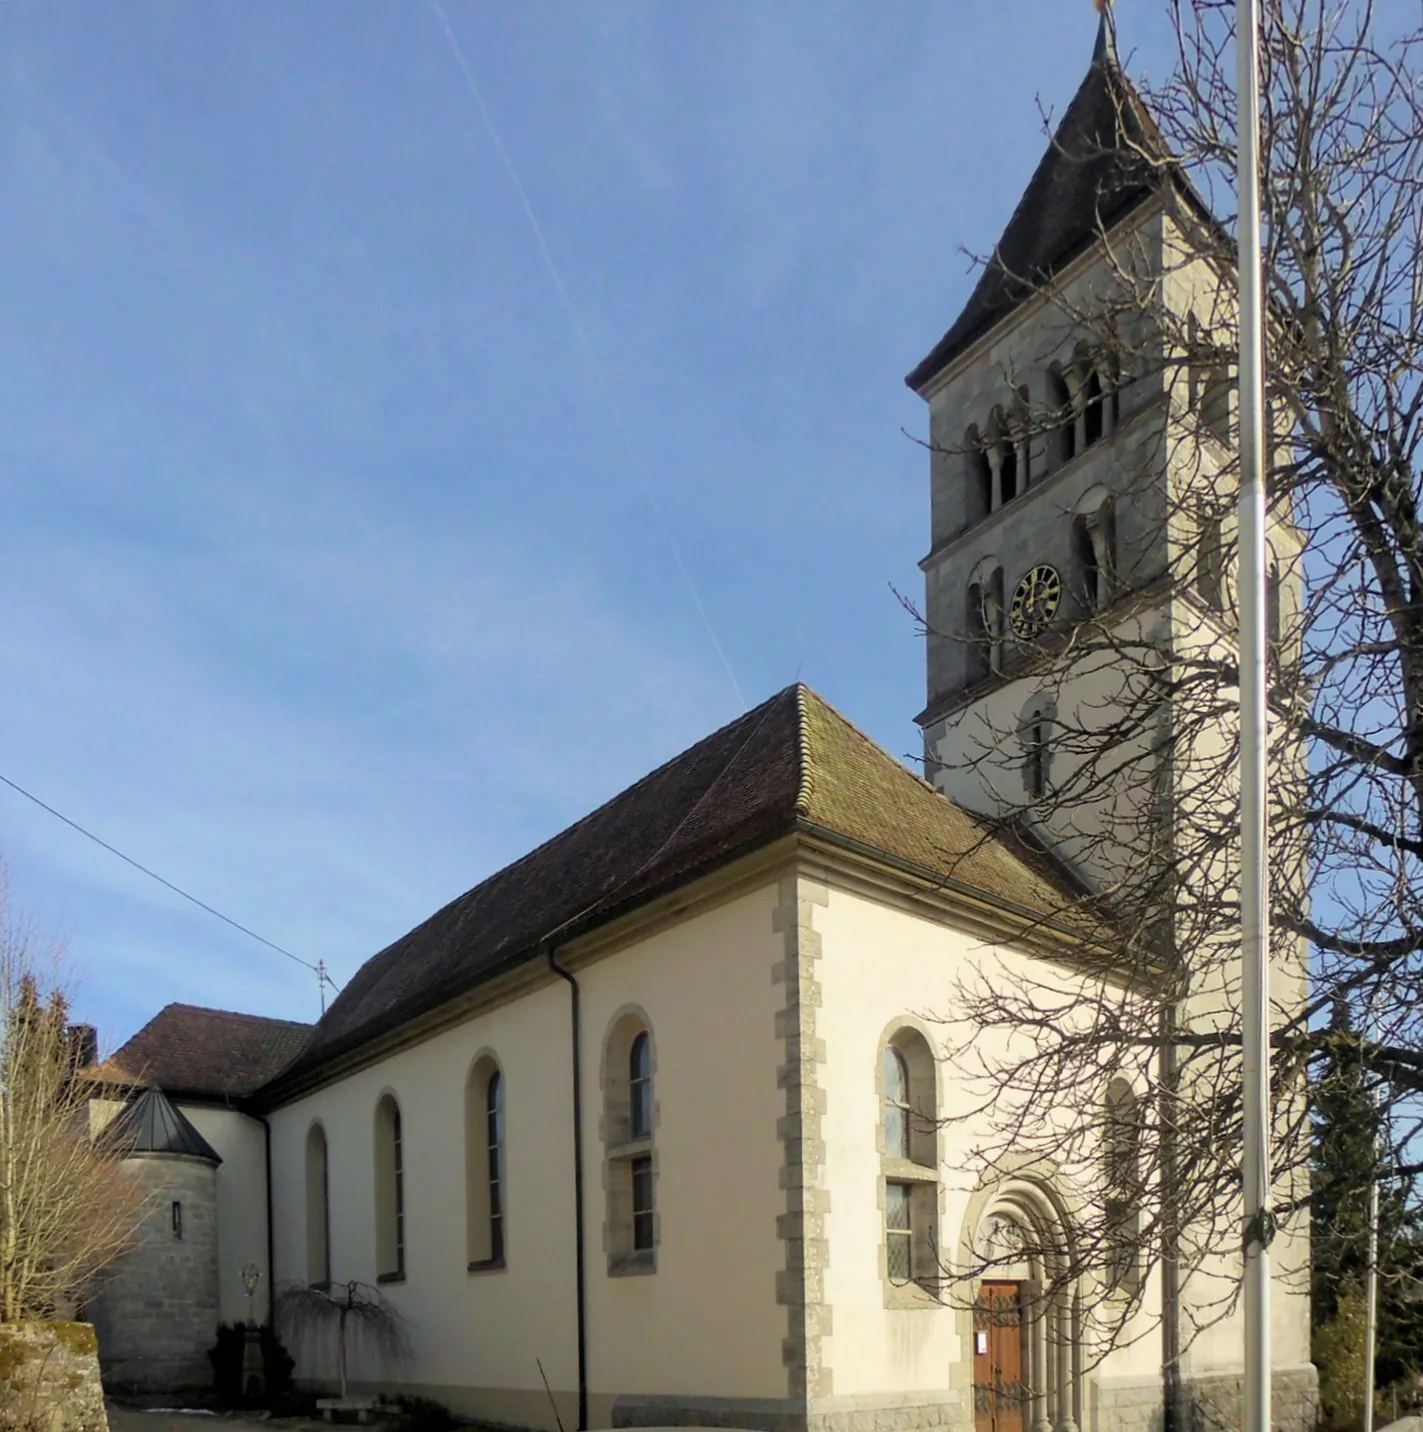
[103,1086,222,1165]
[905,3,1165,391]
[1093,0,1117,67]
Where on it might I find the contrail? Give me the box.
[427,0,747,710]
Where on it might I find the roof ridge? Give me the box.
[164,1001,312,1029]
[427,685,802,915]
[793,684,814,817]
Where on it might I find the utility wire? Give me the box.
[0,771,339,997]
[427,0,747,711]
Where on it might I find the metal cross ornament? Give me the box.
[241,1262,262,1326]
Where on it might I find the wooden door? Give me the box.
[974,1282,1027,1432]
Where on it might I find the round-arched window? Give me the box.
[884,1047,911,1159]
[630,1032,652,1139]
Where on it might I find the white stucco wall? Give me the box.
[266,878,786,1424]
[179,1104,271,1327]
[814,880,1161,1408]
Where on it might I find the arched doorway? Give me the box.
[970,1198,1079,1432]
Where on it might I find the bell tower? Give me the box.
[907,18,1172,892]
[903,18,1316,1432]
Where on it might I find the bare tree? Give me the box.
[0,871,146,1322]
[904,0,1423,1397]
[275,1279,409,1403]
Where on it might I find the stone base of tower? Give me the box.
[1182,1366,1319,1432]
[1091,1367,1319,1432]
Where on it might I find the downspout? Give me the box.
[258,1111,276,1326]
[546,942,588,1432]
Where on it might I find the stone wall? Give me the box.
[89,1154,219,1392]
[0,1321,107,1432]
[1186,1366,1319,1432]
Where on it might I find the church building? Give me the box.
[89,19,1316,1432]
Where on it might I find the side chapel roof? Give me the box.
[91,1003,313,1101]
[905,14,1170,391]
[268,684,1087,1096]
[102,1086,222,1165]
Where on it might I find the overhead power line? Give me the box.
[0,771,339,1002]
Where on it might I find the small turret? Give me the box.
[89,1088,222,1393]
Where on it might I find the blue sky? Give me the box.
[0,2,1180,1051]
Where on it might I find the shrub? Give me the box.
[206,1321,296,1407]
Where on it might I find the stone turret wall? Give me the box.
[89,1154,219,1393]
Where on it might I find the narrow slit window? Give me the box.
[487,1071,504,1263]
[171,1201,183,1241]
[886,1182,912,1281]
[393,1106,405,1275]
[884,1047,911,1159]
[630,1032,652,1139]
[632,1155,655,1251]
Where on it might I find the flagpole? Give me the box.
[1235,3,1272,1432]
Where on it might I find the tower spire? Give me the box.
[1093,0,1117,66]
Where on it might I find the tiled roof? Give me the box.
[270,685,1084,1094]
[102,1087,222,1165]
[92,1004,313,1100]
[905,28,1167,391]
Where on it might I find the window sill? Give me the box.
[467,1257,506,1276]
[882,1157,938,1184]
[608,1251,656,1278]
[607,1137,654,1161]
[376,1271,406,1285]
[884,1278,943,1310]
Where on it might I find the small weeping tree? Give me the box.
[275,1279,409,1402]
[0,871,145,1322]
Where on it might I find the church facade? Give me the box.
[89,21,1316,1432]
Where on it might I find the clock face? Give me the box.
[1010,564,1062,639]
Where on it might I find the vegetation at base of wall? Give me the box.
[1312,1008,1423,1423]
[1313,1282,1369,1432]
[275,1280,410,1404]
[375,1393,460,1432]
[206,1321,295,1407]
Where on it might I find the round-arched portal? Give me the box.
[969,1195,1080,1432]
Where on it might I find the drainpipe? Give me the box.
[258,1112,276,1326]
[546,942,588,1432]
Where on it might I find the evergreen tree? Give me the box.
[1312,1000,1423,1411]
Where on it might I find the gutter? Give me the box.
[545,941,588,1432]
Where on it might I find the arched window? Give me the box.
[603,1013,658,1272]
[374,1094,405,1282]
[1050,369,1077,465]
[1103,1078,1143,1292]
[998,439,1018,505]
[974,445,994,520]
[1267,560,1283,662]
[305,1123,331,1286]
[967,563,1005,682]
[879,1026,939,1299]
[1083,367,1105,447]
[883,1048,911,1159]
[1021,696,1055,801]
[466,1056,506,1269]
[1073,490,1115,612]
[1197,513,1224,611]
[630,1032,652,1140]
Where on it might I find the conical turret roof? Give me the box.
[104,1086,222,1165]
[907,21,1167,390]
